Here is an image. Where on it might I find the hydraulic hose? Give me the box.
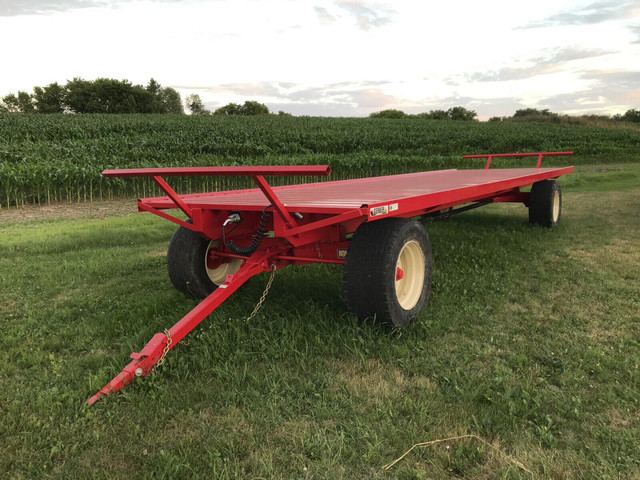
[224,206,271,256]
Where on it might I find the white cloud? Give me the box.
[0,0,639,118]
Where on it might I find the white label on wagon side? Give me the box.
[370,205,389,217]
[389,203,399,212]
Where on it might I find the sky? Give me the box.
[0,0,638,119]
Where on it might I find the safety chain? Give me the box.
[155,329,173,369]
[246,264,277,322]
[155,265,275,371]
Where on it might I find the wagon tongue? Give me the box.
[86,251,275,405]
[86,333,168,405]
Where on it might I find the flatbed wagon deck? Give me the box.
[140,167,574,214]
[88,152,574,405]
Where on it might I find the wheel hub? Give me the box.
[205,240,242,285]
[395,240,425,310]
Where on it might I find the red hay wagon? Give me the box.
[87,151,574,405]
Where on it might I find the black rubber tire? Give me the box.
[343,218,433,327]
[529,180,562,228]
[167,225,217,299]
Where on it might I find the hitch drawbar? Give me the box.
[87,251,275,405]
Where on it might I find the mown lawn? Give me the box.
[1,164,639,479]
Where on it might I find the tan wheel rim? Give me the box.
[552,190,560,223]
[395,240,425,310]
[205,240,242,285]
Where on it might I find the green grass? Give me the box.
[1,164,639,479]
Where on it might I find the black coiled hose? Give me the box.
[224,206,271,256]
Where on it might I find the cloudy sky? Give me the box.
[0,0,638,118]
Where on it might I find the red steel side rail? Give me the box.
[102,165,331,177]
[101,165,330,226]
[463,151,573,169]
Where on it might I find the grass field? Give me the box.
[1,163,639,479]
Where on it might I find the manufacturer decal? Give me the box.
[337,248,348,259]
[370,205,389,217]
[389,203,399,212]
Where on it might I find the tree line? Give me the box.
[0,80,279,117]
[370,106,640,124]
[489,108,640,124]
[0,78,184,114]
[369,107,478,120]
[185,94,279,116]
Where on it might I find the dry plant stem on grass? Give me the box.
[381,434,532,473]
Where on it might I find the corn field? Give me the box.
[1,113,639,208]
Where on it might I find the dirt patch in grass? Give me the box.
[567,237,640,278]
[328,358,436,397]
[146,250,168,258]
[0,198,137,223]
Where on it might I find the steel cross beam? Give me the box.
[252,175,298,228]
[152,176,193,218]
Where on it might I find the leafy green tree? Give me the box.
[64,78,100,113]
[513,108,555,118]
[33,83,65,113]
[447,106,477,121]
[240,100,269,115]
[93,78,141,113]
[215,100,269,116]
[65,78,147,113]
[140,79,183,114]
[186,94,210,115]
[2,91,35,113]
[159,87,183,114]
[146,78,161,97]
[369,109,406,118]
[1,93,21,112]
[17,91,35,113]
[621,108,640,123]
[416,109,448,120]
[2,78,184,114]
[214,103,242,115]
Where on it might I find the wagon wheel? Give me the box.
[343,218,433,326]
[167,225,242,299]
[529,180,562,228]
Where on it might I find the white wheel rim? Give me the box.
[552,190,560,222]
[395,240,425,310]
[205,240,242,285]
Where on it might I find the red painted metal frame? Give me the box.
[88,153,574,405]
[463,151,574,169]
[152,176,193,219]
[87,247,275,405]
[102,165,332,178]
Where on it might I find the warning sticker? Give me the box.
[389,203,399,212]
[370,205,389,217]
